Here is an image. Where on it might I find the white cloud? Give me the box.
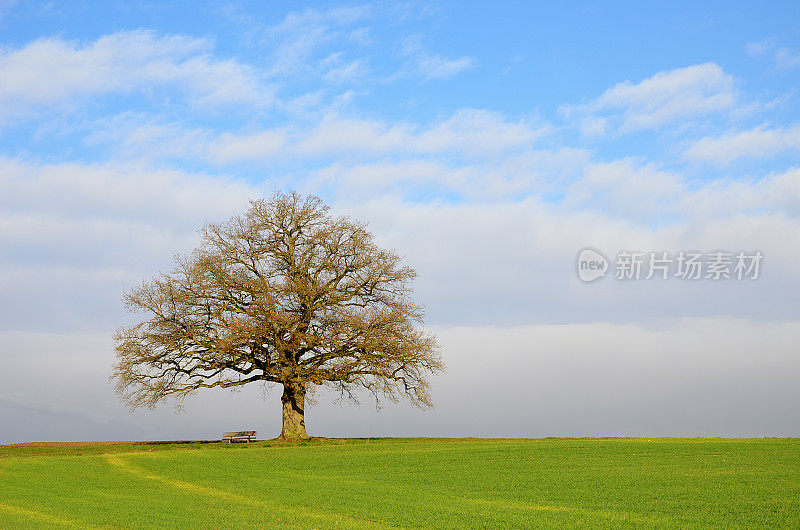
[417,109,549,154]
[322,58,367,84]
[682,167,800,220]
[0,157,274,332]
[401,34,474,80]
[301,139,799,226]
[80,107,549,167]
[774,47,800,69]
[207,130,288,163]
[264,5,372,78]
[564,160,685,221]
[1,151,800,375]
[745,39,773,58]
[561,63,736,134]
[85,114,289,164]
[262,7,472,85]
[578,116,607,137]
[0,157,262,225]
[309,159,466,199]
[295,114,413,155]
[417,54,474,80]
[270,5,371,35]
[684,124,800,164]
[340,190,800,330]
[85,113,211,161]
[295,109,545,157]
[746,39,800,69]
[0,30,271,123]
[305,147,590,203]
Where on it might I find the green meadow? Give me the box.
[0,438,798,528]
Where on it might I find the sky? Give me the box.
[1,1,799,443]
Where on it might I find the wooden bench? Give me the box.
[222,431,256,443]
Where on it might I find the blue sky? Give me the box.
[3,1,800,179]
[1,1,799,441]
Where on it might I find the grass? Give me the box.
[0,437,798,528]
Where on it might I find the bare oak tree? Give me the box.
[113,192,443,440]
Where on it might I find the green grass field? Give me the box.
[0,438,798,528]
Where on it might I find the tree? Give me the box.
[113,192,443,440]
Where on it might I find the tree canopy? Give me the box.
[113,192,443,440]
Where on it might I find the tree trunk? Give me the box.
[279,381,309,440]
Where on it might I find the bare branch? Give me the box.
[113,191,443,416]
